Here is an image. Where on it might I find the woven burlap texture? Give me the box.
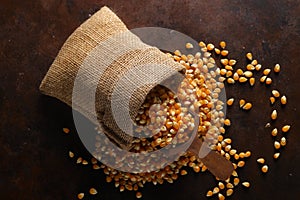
[39,6,183,149]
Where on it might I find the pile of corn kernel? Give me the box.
[63,40,291,200]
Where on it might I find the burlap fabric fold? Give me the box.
[39,6,183,150]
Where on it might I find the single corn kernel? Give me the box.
[215,48,221,54]
[77,193,84,199]
[213,187,220,194]
[69,151,74,158]
[242,182,250,188]
[243,102,252,110]
[225,65,233,71]
[272,90,280,98]
[63,128,70,134]
[239,77,248,83]
[82,160,88,165]
[255,64,262,71]
[239,99,246,108]
[180,169,188,175]
[260,75,267,82]
[232,170,238,177]
[76,157,82,164]
[263,68,271,76]
[246,52,253,60]
[227,78,235,84]
[257,158,265,164]
[274,141,281,149]
[244,71,253,78]
[218,182,225,190]
[186,42,193,49]
[281,95,287,105]
[229,59,237,66]
[226,183,234,189]
[249,77,255,86]
[227,98,234,106]
[282,125,291,132]
[229,149,237,156]
[273,153,280,159]
[280,137,287,146]
[89,188,97,195]
[233,178,240,186]
[220,41,226,49]
[271,110,277,120]
[221,50,229,56]
[221,59,229,66]
[226,189,233,196]
[199,41,206,48]
[218,193,225,200]
[246,64,255,71]
[224,119,231,126]
[270,97,276,104]
[237,161,245,168]
[245,151,251,157]
[174,50,181,56]
[271,128,278,137]
[274,64,281,73]
[265,77,272,85]
[261,165,268,173]
[251,59,258,65]
[224,138,232,144]
[233,72,239,81]
[206,190,213,197]
[207,43,215,51]
[236,68,243,76]
[136,192,142,199]
[239,152,245,158]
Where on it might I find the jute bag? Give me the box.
[39,6,183,150]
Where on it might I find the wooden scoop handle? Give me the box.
[188,138,234,180]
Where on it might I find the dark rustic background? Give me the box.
[1,0,300,199]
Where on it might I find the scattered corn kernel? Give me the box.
[227,78,235,84]
[229,59,237,66]
[220,41,226,49]
[245,151,251,157]
[207,43,215,51]
[271,110,277,120]
[265,77,272,85]
[206,190,213,197]
[136,191,142,199]
[282,125,291,132]
[270,97,275,104]
[199,41,206,47]
[236,68,243,75]
[63,128,70,134]
[246,52,253,60]
[260,75,267,82]
[89,188,97,195]
[242,182,250,188]
[237,161,245,167]
[82,160,88,165]
[226,189,233,196]
[185,42,193,49]
[221,59,229,66]
[227,98,234,106]
[272,90,280,98]
[213,187,220,194]
[271,128,278,137]
[255,64,262,71]
[263,68,271,76]
[224,119,231,126]
[218,193,225,200]
[218,182,225,190]
[180,169,188,176]
[249,77,255,86]
[244,71,253,78]
[69,151,74,158]
[246,64,255,71]
[274,141,281,149]
[274,64,281,73]
[77,157,82,164]
[281,95,287,105]
[215,48,221,54]
[280,137,287,146]
[243,102,252,110]
[261,165,268,173]
[77,193,84,199]
[221,50,229,56]
[239,99,246,108]
[226,183,234,189]
[257,158,265,164]
[251,59,258,65]
[233,178,240,186]
[273,153,280,159]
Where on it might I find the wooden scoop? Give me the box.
[187,138,234,180]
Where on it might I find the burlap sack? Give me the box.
[39,6,183,150]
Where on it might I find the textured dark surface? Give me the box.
[1,0,300,199]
